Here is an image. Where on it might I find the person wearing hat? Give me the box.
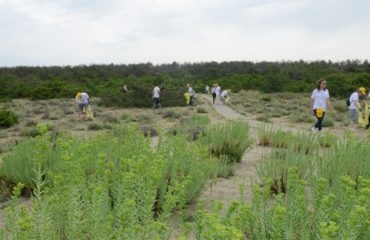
[309,79,333,132]
[348,87,366,124]
[75,92,89,120]
[187,83,195,106]
[211,84,217,104]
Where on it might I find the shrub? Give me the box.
[216,155,235,178]
[333,101,348,113]
[290,112,316,123]
[207,121,251,163]
[196,107,207,114]
[256,114,270,123]
[88,123,103,131]
[103,115,120,124]
[323,115,334,127]
[260,95,272,102]
[162,110,180,119]
[140,125,158,137]
[0,109,18,129]
[135,114,152,123]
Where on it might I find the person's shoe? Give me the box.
[311,127,318,133]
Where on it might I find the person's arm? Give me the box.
[326,99,334,112]
[309,98,314,114]
[355,100,361,110]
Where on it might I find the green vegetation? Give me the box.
[0,109,18,129]
[2,61,370,108]
[0,127,219,239]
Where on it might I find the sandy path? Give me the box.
[195,95,268,208]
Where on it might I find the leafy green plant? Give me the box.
[0,109,18,129]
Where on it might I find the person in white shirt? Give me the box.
[220,90,228,102]
[75,92,89,120]
[348,87,366,124]
[187,84,195,106]
[152,86,161,109]
[309,79,333,132]
[205,85,210,94]
[216,85,221,97]
[211,84,217,104]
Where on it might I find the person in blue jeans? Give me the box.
[309,79,334,132]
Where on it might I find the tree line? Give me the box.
[1,60,370,107]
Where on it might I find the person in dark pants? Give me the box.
[211,84,217,104]
[309,79,333,132]
[313,109,325,131]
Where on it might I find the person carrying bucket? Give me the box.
[187,83,195,106]
[348,87,366,125]
[309,79,333,132]
[75,92,89,120]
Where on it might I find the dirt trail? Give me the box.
[195,95,268,208]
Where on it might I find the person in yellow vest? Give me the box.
[309,79,333,132]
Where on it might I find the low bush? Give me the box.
[0,109,18,129]
[196,107,207,114]
[88,123,103,131]
[207,121,251,163]
[162,109,180,119]
[322,115,334,127]
[140,125,158,137]
[333,101,348,113]
[290,111,316,123]
[256,114,270,123]
[103,115,120,124]
[216,155,235,178]
[260,95,272,102]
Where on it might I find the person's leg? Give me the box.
[350,109,357,123]
[317,112,325,131]
[190,96,194,106]
[212,94,216,104]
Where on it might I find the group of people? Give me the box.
[206,84,229,104]
[310,79,370,132]
[77,79,369,132]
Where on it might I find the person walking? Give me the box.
[205,85,210,94]
[75,92,89,120]
[216,84,221,103]
[348,87,366,125]
[187,83,195,106]
[309,79,333,132]
[211,84,217,104]
[152,85,161,109]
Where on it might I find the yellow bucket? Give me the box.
[316,108,323,118]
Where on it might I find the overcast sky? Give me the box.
[0,0,369,66]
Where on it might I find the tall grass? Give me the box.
[207,121,251,163]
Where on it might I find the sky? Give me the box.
[0,0,369,66]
